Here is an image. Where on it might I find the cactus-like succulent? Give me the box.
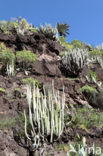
[39,23,58,40]
[61,48,88,77]
[24,81,65,150]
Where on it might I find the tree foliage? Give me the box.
[57,22,70,37]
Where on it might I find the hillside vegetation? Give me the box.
[0,17,103,156]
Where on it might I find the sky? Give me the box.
[0,0,103,46]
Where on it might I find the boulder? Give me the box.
[32,60,62,77]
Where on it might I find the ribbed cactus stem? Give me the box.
[27,84,35,133]
[50,99,54,142]
[24,81,65,149]
[24,110,31,140]
[6,60,14,76]
[33,84,36,113]
[61,48,88,76]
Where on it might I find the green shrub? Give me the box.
[59,38,87,51]
[16,50,37,62]
[79,85,98,94]
[59,36,66,43]
[16,50,37,69]
[0,21,12,34]
[59,36,73,50]
[71,39,82,48]
[0,49,15,76]
[88,49,103,68]
[22,77,41,87]
[0,113,25,130]
[86,70,98,84]
[70,106,103,129]
[88,49,103,58]
[71,40,87,49]
[0,49,15,63]
[0,118,18,129]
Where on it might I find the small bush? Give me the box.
[86,70,98,84]
[71,39,82,48]
[59,36,73,50]
[0,118,17,129]
[0,113,25,130]
[0,49,15,63]
[88,49,103,68]
[16,50,37,69]
[22,77,41,87]
[79,85,98,94]
[0,21,12,34]
[0,49,15,76]
[70,106,103,130]
[88,49,103,58]
[71,40,87,49]
[16,50,37,62]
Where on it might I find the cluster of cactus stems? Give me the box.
[24,81,65,150]
[39,24,58,40]
[61,48,88,76]
[89,55,103,69]
[96,56,103,68]
[6,60,15,76]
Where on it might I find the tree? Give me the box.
[57,22,70,38]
